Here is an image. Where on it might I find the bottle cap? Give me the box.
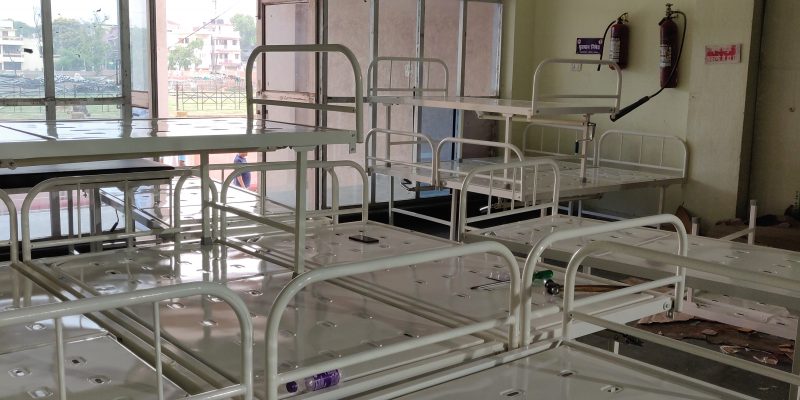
[286,381,298,393]
[532,269,554,281]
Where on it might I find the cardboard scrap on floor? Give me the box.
[636,318,794,365]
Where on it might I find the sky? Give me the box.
[1,0,255,27]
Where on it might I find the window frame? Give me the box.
[0,0,135,119]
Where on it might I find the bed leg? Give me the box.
[790,315,800,400]
[294,149,310,275]
[450,189,459,241]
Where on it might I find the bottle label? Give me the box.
[659,45,672,68]
[609,38,622,63]
[309,370,341,391]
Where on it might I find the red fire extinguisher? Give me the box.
[659,3,679,88]
[609,14,629,69]
[598,13,629,70]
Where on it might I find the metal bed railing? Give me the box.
[595,129,688,178]
[20,170,197,262]
[0,282,253,400]
[560,241,800,390]
[521,122,584,158]
[365,128,436,182]
[433,137,525,187]
[531,58,622,117]
[246,44,365,142]
[367,56,450,97]
[519,214,689,345]
[264,241,520,400]
[455,158,561,241]
[212,160,369,275]
[0,188,18,263]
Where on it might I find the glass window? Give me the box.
[166,0,254,117]
[0,1,45,99]
[52,0,122,98]
[130,0,150,92]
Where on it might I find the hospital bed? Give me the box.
[4,158,686,399]
[366,127,687,240]
[360,242,800,400]
[0,188,252,399]
[367,57,622,182]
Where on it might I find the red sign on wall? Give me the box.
[705,44,742,64]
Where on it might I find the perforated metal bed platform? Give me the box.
[371,156,683,201]
[389,344,752,400]
[32,242,495,399]
[467,214,800,338]
[0,265,186,400]
[250,221,674,340]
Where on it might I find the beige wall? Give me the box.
[750,0,800,215]
[502,0,761,229]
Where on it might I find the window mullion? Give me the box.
[40,0,57,120]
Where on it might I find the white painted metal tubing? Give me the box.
[521,214,688,345]
[281,316,512,385]
[0,189,19,263]
[217,160,368,242]
[572,311,800,388]
[521,123,582,158]
[532,59,623,115]
[173,170,220,237]
[367,56,449,96]
[246,44,364,142]
[264,242,521,400]
[20,170,190,261]
[0,282,254,400]
[456,158,561,241]
[560,241,800,388]
[595,129,688,178]
[365,128,435,175]
[434,138,525,187]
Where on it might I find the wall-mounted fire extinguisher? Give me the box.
[599,13,629,70]
[610,3,687,121]
[659,4,680,88]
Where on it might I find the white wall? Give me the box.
[750,0,800,215]
[502,0,761,229]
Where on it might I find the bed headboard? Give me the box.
[595,129,688,178]
[246,44,365,142]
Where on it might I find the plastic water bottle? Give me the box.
[285,370,342,393]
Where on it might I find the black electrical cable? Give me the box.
[610,10,687,121]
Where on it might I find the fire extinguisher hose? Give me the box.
[610,10,687,121]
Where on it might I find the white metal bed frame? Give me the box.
[367,57,622,185]
[373,241,799,400]
[366,126,688,239]
[0,277,254,400]
[263,241,520,400]
[0,44,365,255]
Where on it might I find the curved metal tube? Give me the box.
[0,189,18,263]
[246,44,364,142]
[456,158,561,241]
[218,160,369,240]
[173,170,219,239]
[365,128,436,180]
[531,58,622,116]
[264,241,521,400]
[595,129,688,178]
[521,214,688,345]
[0,282,253,400]
[20,170,189,261]
[434,138,525,187]
[560,241,800,389]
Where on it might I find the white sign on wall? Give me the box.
[705,44,742,64]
